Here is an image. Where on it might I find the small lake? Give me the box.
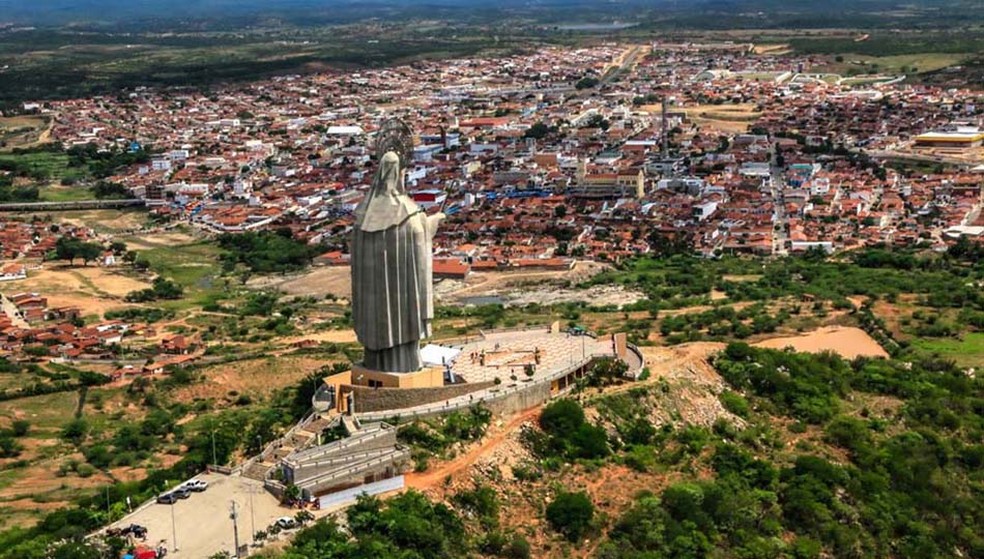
[555,22,638,31]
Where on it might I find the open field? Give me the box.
[2,264,151,316]
[812,52,968,76]
[35,209,148,235]
[137,240,224,306]
[684,103,762,133]
[754,326,889,359]
[910,332,984,369]
[252,265,353,300]
[0,115,51,151]
[37,184,97,202]
[124,230,201,251]
[0,151,79,181]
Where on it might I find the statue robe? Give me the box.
[351,152,440,373]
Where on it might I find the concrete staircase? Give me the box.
[241,414,343,482]
[242,460,275,482]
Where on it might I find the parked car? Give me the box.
[275,517,298,530]
[180,479,208,492]
[156,493,178,505]
[171,488,191,499]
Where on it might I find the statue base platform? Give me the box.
[350,364,445,389]
[315,364,451,415]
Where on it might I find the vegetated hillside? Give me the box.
[5,0,982,27]
[261,339,982,559]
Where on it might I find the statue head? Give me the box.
[356,150,419,232]
[378,151,403,196]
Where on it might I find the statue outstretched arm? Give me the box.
[426,212,445,240]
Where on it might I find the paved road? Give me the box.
[770,143,789,256]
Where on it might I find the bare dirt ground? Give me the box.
[752,43,791,55]
[406,406,543,490]
[282,329,357,345]
[124,231,200,251]
[0,115,50,150]
[754,326,889,359]
[686,103,762,133]
[251,266,353,300]
[38,210,147,235]
[436,261,627,306]
[260,261,614,306]
[72,267,151,297]
[3,264,149,316]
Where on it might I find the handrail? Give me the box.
[290,447,398,478]
[355,351,611,422]
[241,411,333,474]
[285,424,392,464]
[294,448,410,490]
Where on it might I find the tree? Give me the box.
[90,181,130,199]
[54,237,104,266]
[546,491,594,541]
[540,399,585,437]
[61,418,89,445]
[575,76,600,90]
[524,122,550,140]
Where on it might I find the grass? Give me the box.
[138,241,225,307]
[0,116,45,131]
[0,115,49,152]
[812,53,968,76]
[0,390,80,432]
[0,152,80,180]
[39,185,95,202]
[909,333,984,368]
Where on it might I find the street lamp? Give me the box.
[230,500,241,558]
[170,499,179,552]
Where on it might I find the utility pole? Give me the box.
[230,501,241,558]
[212,428,217,466]
[170,487,179,552]
[249,487,256,545]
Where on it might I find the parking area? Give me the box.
[106,473,294,558]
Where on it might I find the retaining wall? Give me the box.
[351,380,495,413]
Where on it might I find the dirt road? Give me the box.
[405,405,543,490]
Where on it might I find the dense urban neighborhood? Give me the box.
[0,7,983,559]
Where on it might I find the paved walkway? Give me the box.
[357,330,624,421]
[450,330,613,384]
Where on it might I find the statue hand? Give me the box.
[427,212,445,237]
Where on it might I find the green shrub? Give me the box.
[719,391,751,418]
[546,490,595,542]
[11,420,30,437]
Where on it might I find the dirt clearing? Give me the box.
[754,326,888,359]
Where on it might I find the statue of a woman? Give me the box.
[351,151,444,373]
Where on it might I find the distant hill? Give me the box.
[1,0,981,28]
